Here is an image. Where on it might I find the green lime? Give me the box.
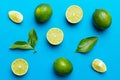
[34,4,52,22]
[92,9,112,30]
[11,58,28,76]
[53,57,73,76]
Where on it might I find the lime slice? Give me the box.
[46,28,64,45]
[66,5,83,24]
[8,10,23,23]
[11,58,28,76]
[92,59,107,73]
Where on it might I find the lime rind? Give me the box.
[66,5,83,24]
[8,10,23,23]
[46,28,64,45]
[11,58,28,76]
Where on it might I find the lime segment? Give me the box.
[92,59,107,73]
[46,28,64,45]
[8,10,23,23]
[11,58,28,76]
[66,5,83,24]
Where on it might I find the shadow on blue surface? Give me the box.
[10,71,27,80]
[52,67,72,80]
[9,49,34,54]
[46,40,61,48]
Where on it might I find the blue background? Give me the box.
[0,0,120,80]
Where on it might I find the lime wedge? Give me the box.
[46,28,64,45]
[66,5,83,24]
[11,58,28,76]
[92,59,107,73]
[8,10,23,23]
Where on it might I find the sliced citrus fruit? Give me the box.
[8,10,23,23]
[66,5,83,24]
[46,28,64,45]
[92,59,107,73]
[11,58,28,76]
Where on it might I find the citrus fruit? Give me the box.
[34,4,52,22]
[92,59,107,73]
[11,58,29,76]
[53,57,73,76]
[66,5,83,24]
[92,9,112,30]
[46,28,64,45]
[8,10,23,23]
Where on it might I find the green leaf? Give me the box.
[10,41,33,50]
[76,36,98,53]
[28,29,38,48]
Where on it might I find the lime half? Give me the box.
[66,5,83,24]
[11,58,28,76]
[92,59,107,73]
[46,28,64,45]
[8,10,23,23]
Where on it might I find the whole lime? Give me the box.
[34,4,52,22]
[53,57,73,76]
[92,9,112,30]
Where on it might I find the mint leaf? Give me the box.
[76,36,98,53]
[28,29,38,48]
[10,41,33,50]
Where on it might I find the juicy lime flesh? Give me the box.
[66,5,83,24]
[8,11,23,23]
[92,59,107,73]
[46,28,64,45]
[54,57,73,76]
[11,58,28,76]
[93,9,112,30]
[35,4,52,22]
